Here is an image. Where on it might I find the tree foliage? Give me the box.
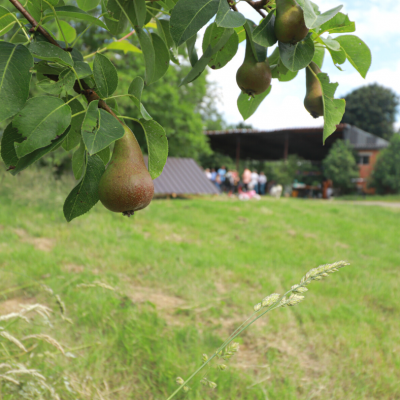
[342,84,399,140]
[371,134,400,194]
[0,0,370,221]
[322,140,359,193]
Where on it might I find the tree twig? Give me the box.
[8,0,63,48]
[246,0,268,17]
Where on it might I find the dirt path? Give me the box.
[335,201,400,208]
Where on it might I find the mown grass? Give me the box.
[337,194,400,202]
[1,167,400,400]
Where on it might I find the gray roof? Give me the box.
[144,156,220,195]
[343,125,389,150]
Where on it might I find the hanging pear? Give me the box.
[236,32,271,97]
[274,0,309,44]
[98,124,154,216]
[304,61,324,118]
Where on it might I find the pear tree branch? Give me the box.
[8,0,63,48]
[242,0,269,17]
[8,0,121,122]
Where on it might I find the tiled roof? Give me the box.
[144,157,220,195]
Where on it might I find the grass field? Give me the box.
[1,168,400,400]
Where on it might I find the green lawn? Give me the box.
[1,168,400,400]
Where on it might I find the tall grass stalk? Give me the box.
[167,261,349,399]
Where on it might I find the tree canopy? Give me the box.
[342,84,399,140]
[322,140,359,193]
[371,134,400,194]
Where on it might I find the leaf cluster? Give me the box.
[0,0,371,220]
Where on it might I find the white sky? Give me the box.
[203,0,400,130]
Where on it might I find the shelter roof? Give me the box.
[204,124,389,161]
[144,157,219,195]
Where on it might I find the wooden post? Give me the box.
[236,135,240,171]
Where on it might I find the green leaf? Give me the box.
[315,72,346,143]
[77,0,100,11]
[93,53,118,98]
[57,20,76,43]
[132,0,146,27]
[96,146,111,165]
[186,34,198,67]
[34,61,66,82]
[237,86,271,120]
[27,0,50,21]
[13,96,72,158]
[0,6,16,36]
[47,6,108,30]
[252,12,277,48]
[0,43,33,122]
[318,12,355,35]
[0,123,23,169]
[312,45,325,68]
[63,95,85,151]
[243,19,266,62]
[74,61,92,79]
[155,20,180,64]
[128,77,152,120]
[63,154,105,222]
[157,19,175,50]
[81,101,125,155]
[11,127,70,175]
[278,69,298,82]
[271,60,288,79]
[103,0,128,35]
[72,139,86,179]
[202,23,238,70]
[180,27,233,85]
[215,0,245,28]
[151,33,170,83]
[328,47,346,69]
[28,41,74,67]
[319,36,339,51]
[136,27,155,85]
[335,35,371,79]
[297,0,342,29]
[234,25,245,43]
[36,69,75,94]
[279,33,314,71]
[138,119,168,179]
[106,40,142,54]
[170,0,219,46]
[267,46,279,65]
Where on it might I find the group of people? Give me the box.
[204,166,268,195]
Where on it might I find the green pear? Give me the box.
[236,32,271,97]
[274,0,309,44]
[98,125,154,216]
[304,61,324,118]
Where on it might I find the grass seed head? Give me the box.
[0,329,28,352]
[261,293,280,307]
[176,377,184,385]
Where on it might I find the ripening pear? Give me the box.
[274,0,309,44]
[304,62,324,118]
[236,32,271,97]
[98,125,154,216]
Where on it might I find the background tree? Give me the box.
[370,134,400,194]
[342,84,399,140]
[323,140,359,193]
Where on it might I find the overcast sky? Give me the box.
[204,0,399,130]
